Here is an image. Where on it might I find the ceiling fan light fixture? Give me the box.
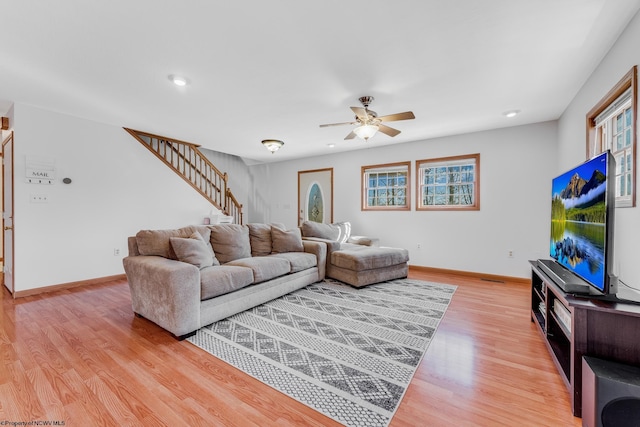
[353,124,379,140]
[320,96,414,141]
[169,74,189,87]
[261,139,284,153]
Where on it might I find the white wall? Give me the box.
[558,10,640,287]
[250,121,558,279]
[12,103,227,292]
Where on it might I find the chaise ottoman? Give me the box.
[299,220,410,287]
[328,245,409,287]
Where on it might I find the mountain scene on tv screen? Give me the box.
[550,159,607,287]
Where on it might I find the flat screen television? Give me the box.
[544,151,616,295]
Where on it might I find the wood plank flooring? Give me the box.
[0,269,582,426]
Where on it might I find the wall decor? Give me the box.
[25,155,56,185]
[298,168,333,225]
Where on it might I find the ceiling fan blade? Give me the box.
[350,106,368,120]
[378,124,401,137]
[344,131,357,140]
[377,111,415,122]
[319,121,357,128]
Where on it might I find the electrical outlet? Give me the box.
[114,248,121,256]
[508,250,514,258]
[417,243,422,249]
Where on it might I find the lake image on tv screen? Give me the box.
[550,155,608,290]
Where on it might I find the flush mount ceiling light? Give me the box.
[168,74,189,87]
[503,110,521,118]
[261,139,284,153]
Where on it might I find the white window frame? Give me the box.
[361,162,411,211]
[416,154,480,211]
[587,66,637,208]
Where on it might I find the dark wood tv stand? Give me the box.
[530,260,640,417]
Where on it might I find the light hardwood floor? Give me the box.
[1,269,582,426]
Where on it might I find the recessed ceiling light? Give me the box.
[503,110,520,118]
[327,143,335,148]
[168,74,189,87]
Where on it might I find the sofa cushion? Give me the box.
[248,223,272,257]
[300,221,351,243]
[200,265,254,300]
[170,232,219,269]
[209,224,251,264]
[301,221,337,240]
[268,252,317,273]
[136,226,212,260]
[271,226,304,253]
[331,247,410,270]
[226,256,290,283]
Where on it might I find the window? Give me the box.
[361,162,410,210]
[587,66,637,207]
[416,154,480,211]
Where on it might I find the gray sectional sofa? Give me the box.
[123,223,326,338]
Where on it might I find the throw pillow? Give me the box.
[332,221,352,243]
[271,226,304,253]
[170,232,219,269]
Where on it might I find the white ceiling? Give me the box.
[1,0,639,164]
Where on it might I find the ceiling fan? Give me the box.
[319,96,415,141]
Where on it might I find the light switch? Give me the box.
[30,194,48,203]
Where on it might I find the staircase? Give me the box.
[124,128,243,224]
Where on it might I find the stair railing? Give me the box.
[225,188,243,225]
[124,128,243,223]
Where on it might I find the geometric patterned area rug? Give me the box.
[187,278,456,427]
